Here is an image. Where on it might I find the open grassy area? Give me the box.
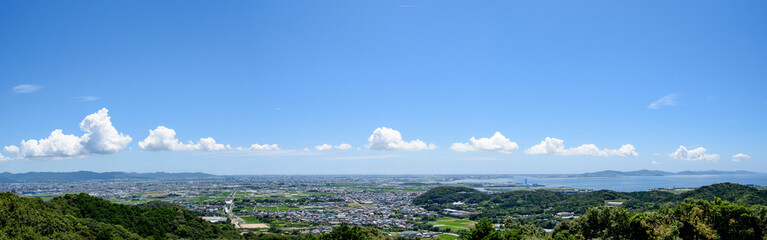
[253,206,301,211]
[657,188,695,194]
[438,234,459,240]
[427,217,476,232]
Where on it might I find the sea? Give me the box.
[443,174,767,192]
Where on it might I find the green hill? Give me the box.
[411,186,483,205]
[413,183,767,218]
[680,182,767,205]
[0,192,242,239]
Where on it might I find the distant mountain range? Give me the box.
[0,171,218,183]
[576,169,760,177]
[0,170,760,183]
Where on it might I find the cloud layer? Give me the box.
[12,84,41,93]
[451,132,519,153]
[668,146,720,162]
[16,108,132,159]
[315,143,352,151]
[525,137,638,157]
[648,93,678,109]
[247,143,280,151]
[368,127,435,151]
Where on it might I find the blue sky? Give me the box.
[1,0,765,174]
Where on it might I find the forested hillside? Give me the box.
[0,192,241,239]
[414,183,767,218]
[0,192,391,240]
[458,198,767,240]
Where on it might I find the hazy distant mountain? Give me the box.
[579,170,759,177]
[0,171,218,183]
[579,170,671,177]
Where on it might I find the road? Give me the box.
[224,191,246,228]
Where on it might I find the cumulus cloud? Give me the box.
[315,143,352,151]
[248,143,280,151]
[451,132,519,153]
[138,126,231,151]
[524,137,638,157]
[648,93,678,109]
[197,137,230,151]
[79,108,133,154]
[18,108,132,159]
[668,146,719,162]
[3,145,19,155]
[138,126,192,151]
[367,127,436,151]
[0,153,10,162]
[732,153,751,162]
[12,84,41,93]
[20,130,83,157]
[651,161,660,165]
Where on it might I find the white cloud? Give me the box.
[524,137,638,157]
[138,126,193,151]
[0,153,10,162]
[648,93,678,109]
[138,126,230,151]
[21,129,84,157]
[315,143,352,151]
[18,108,131,159]
[248,143,280,151]
[3,145,19,155]
[12,84,41,93]
[651,161,660,165]
[367,127,436,151]
[451,132,519,153]
[197,137,229,151]
[668,146,719,162]
[76,96,99,102]
[315,144,333,151]
[79,108,133,154]
[732,153,751,162]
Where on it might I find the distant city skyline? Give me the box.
[1,1,765,174]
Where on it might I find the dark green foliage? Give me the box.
[411,186,483,205]
[322,223,367,240]
[0,192,142,239]
[459,218,501,240]
[414,183,767,218]
[680,182,767,205]
[456,199,766,239]
[554,198,766,240]
[0,192,242,239]
[458,218,547,240]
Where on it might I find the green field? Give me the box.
[438,234,459,240]
[427,217,476,232]
[253,206,301,211]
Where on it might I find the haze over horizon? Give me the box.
[1,1,765,175]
